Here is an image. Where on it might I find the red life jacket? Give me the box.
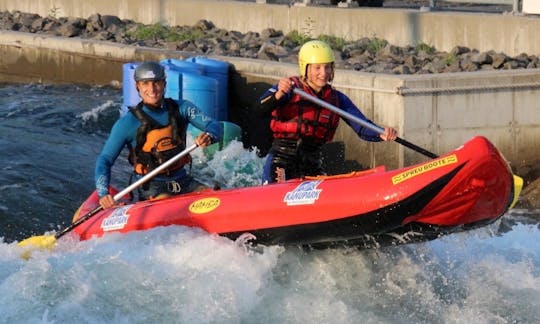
[128,99,191,175]
[270,77,340,144]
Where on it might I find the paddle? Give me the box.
[293,88,439,159]
[18,143,199,256]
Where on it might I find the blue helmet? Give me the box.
[134,62,165,81]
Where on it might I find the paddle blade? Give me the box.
[18,235,56,259]
[509,174,524,209]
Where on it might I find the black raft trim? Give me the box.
[222,163,466,247]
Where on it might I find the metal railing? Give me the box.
[431,0,515,3]
[251,0,522,13]
[426,0,520,13]
[253,1,521,13]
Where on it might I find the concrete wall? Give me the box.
[1,30,538,171]
[1,0,539,57]
[396,71,540,168]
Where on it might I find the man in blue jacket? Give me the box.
[95,61,223,209]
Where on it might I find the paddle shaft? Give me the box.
[54,143,199,240]
[293,88,439,159]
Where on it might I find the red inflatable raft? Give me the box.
[71,136,521,248]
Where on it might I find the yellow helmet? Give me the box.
[298,40,335,78]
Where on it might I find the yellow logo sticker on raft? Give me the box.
[392,154,458,185]
[189,198,221,214]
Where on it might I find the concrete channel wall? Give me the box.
[0,30,538,172]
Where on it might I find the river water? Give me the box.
[1,83,539,323]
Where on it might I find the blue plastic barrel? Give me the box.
[121,62,141,116]
[160,58,205,76]
[161,63,183,101]
[185,56,230,120]
[160,59,207,102]
[182,72,219,119]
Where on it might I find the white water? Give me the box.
[1,219,540,323]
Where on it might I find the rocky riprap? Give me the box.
[1,10,539,74]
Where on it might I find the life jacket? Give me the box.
[270,77,341,144]
[128,99,191,175]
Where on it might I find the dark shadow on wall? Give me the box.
[322,141,364,175]
[406,11,420,48]
[228,68,273,157]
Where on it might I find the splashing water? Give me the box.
[196,140,266,188]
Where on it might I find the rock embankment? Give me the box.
[516,162,540,209]
[1,10,539,75]
[1,10,539,208]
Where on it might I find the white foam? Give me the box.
[76,100,116,122]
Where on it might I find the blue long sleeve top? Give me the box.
[95,99,223,197]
